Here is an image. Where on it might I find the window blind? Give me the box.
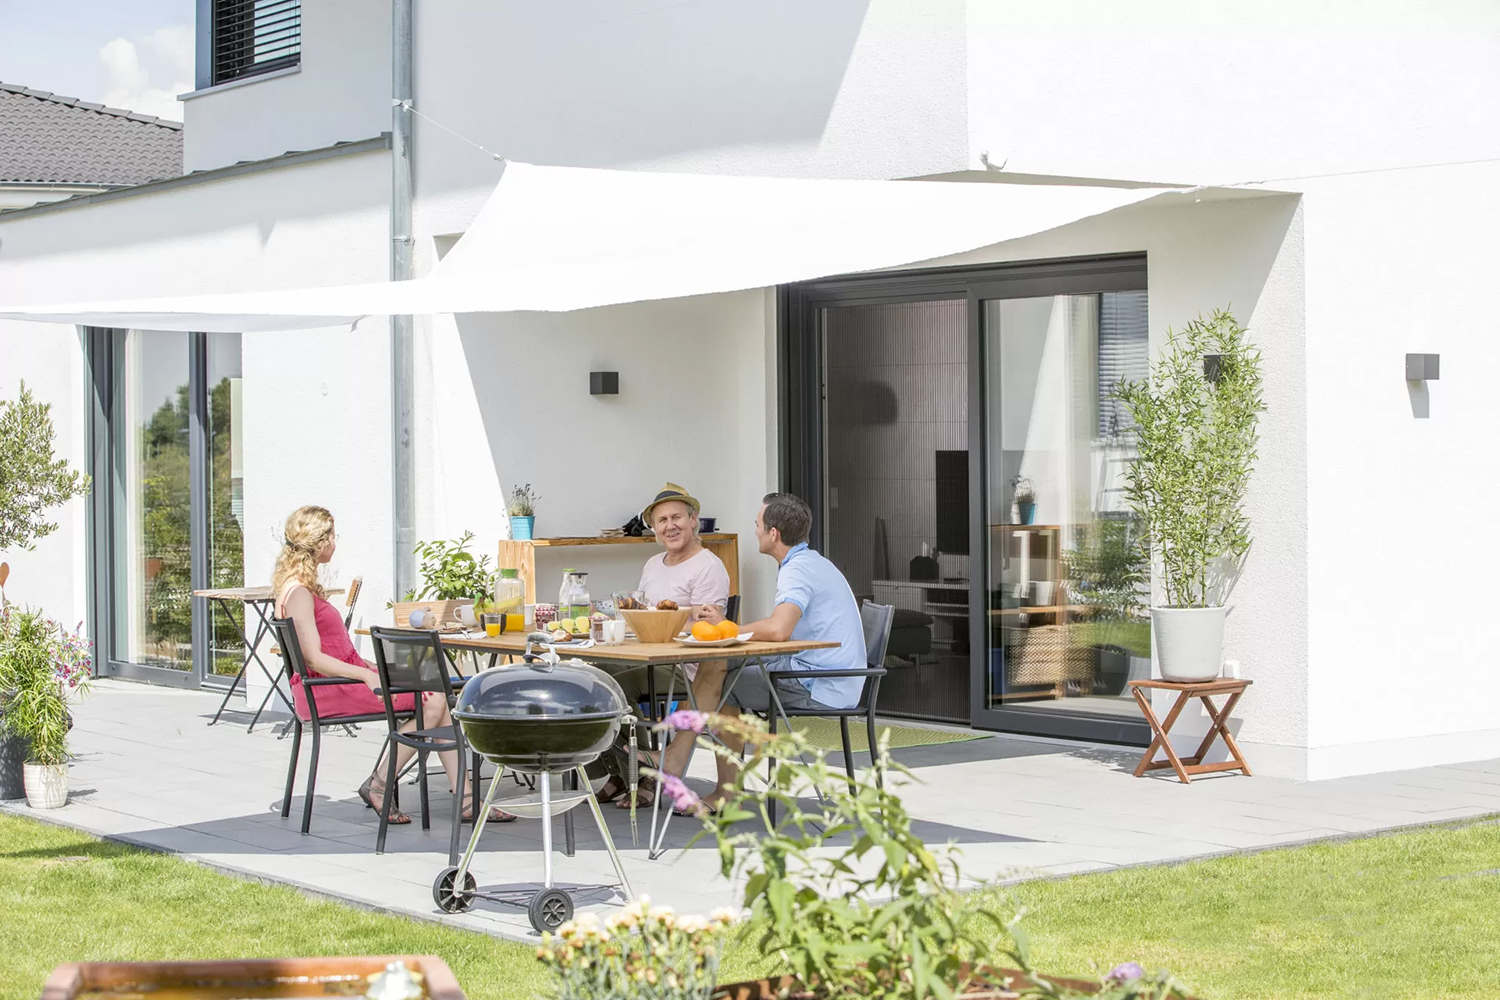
[213,0,301,85]
[1097,290,1148,439]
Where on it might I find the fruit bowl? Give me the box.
[617,608,690,644]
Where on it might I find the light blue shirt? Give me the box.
[774,543,867,709]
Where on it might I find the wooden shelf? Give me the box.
[498,533,740,605]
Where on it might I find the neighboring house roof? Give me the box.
[0,81,183,187]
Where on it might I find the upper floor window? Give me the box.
[212,0,301,85]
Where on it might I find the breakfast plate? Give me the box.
[672,632,754,648]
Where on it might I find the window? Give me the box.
[213,0,301,85]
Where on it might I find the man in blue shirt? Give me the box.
[696,492,866,811]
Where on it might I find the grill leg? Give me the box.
[577,766,633,899]
[540,775,554,889]
[454,764,506,887]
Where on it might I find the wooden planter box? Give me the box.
[40,956,466,1000]
[392,600,469,629]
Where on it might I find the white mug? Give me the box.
[454,605,478,627]
[602,619,627,645]
[408,608,431,629]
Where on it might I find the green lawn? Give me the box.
[2,812,1496,1000]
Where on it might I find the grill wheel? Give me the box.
[528,887,574,931]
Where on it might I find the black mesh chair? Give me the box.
[765,600,894,825]
[369,626,474,863]
[724,594,741,623]
[272,616,415,836]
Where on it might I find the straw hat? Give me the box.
[641,482,701,524]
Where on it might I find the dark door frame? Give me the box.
[84,327,222,689]
[779,253,1152,745]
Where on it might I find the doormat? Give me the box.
[789,718,989,752]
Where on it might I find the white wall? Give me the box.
[183,0,390,173]
[965,0,1500,185]
[415,290,781,620]
[0,151,390,705]
[1301,160,1500,777]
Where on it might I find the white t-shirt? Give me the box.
[638,547,731,680]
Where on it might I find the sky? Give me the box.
[0,0,197,122]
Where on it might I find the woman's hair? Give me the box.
[271,505,334,602]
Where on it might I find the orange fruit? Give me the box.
[717,619,740,640]
[692,620,720,642]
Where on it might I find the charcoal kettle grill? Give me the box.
[433,645,635,932]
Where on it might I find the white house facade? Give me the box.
[1,0,1496,782]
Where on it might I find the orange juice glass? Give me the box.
[504,612,524,633]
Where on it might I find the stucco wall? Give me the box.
[0,152,390,707]
[1300,161,1500,777]
[183,0,390,173]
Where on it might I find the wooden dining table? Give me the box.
[359,627,840,858]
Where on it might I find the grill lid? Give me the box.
[454,657,627,722]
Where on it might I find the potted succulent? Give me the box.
[1012,476,1037,525]
[507,483,541,541]
[0,606,92,809]
[1114,309,1264,682]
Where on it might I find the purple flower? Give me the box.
[658,773,700,812]
[1106,962,1145,983]
[664,709,707,733]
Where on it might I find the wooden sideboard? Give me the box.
[496,533,740,605]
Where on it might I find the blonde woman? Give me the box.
[272,505,513,826]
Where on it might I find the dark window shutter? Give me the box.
[213,0,301,85]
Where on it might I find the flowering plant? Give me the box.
[0,605,92,765]
[535,897,736,1000]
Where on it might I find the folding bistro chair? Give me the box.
[765,600,894,825]
[342,575,364,629]
[369,626,479,864]
[272,616,415,835]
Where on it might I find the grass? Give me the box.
[2,812,1497,1000]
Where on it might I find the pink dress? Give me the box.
[287,593,418,721]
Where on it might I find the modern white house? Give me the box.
[1,0,1497,782]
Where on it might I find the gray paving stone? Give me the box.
[4,678,1495,943]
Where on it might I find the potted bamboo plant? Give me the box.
[1113,309,1264,682]
[0,606,92,808]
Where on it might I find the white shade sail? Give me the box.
[0,162,1187,332]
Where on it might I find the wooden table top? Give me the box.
[193,586,344,602]
[357,627,838,665]
[1129,678,1252,693]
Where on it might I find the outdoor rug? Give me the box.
[789,718,989,752]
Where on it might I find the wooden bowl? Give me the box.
[618,608,690,644]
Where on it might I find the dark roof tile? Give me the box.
[0,81,183,186]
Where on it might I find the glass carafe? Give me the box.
[558,569,592,621]
[494,568,524,615]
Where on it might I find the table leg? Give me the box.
[244,602,295,732]
[208,598,251,725]
[1189,691,1252,776]
[647,658,748,860]
[1131,686,1194,783]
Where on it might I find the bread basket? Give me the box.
[617,607,690,644]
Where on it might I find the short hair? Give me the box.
[761,492,811,547]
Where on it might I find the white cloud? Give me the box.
[99,24,194,122]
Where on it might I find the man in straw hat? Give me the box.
[588,482,732,808]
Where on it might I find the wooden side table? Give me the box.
[1128,678,1253,784]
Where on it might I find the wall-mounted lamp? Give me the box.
[589,371,620,395]
[1203,354,1223,384]
[1405,354,1440,381]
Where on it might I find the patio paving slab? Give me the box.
[4,679,1497,942]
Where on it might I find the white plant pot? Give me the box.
[1151,606,1228,683]
[23,762,68,809]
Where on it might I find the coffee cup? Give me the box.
[454,605,478,627]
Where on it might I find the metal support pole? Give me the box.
[390,0,417,600]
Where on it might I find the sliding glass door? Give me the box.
[976,291,1151,741]
[782,256,1153,744]
[88,329,246,688]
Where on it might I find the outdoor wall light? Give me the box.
[1405,354,1440,381]
[1203,354,1223,384]
[589,371,620,395]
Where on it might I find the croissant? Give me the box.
[655,599,679,611]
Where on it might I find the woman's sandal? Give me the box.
[462,804,517,824]
[595,775,630,805]
[357,776,410,825]
[615,777,656,809]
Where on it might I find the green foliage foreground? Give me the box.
[0,812,1496,1000]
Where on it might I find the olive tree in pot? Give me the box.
[0,606,93,808]
[1113,309,1264,682]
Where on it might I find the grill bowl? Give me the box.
[453,659,627,772]
[618,607,690,644]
